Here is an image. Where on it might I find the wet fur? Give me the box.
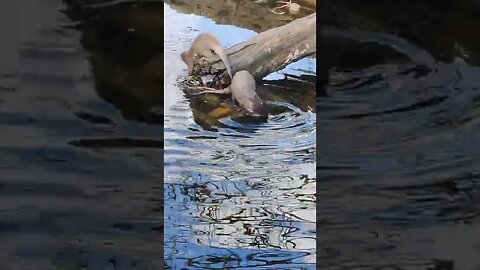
[188,70,266,115]
[181,33,233,78]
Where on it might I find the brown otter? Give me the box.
[180,33,233,78]
[188,70,266,116]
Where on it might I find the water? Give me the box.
[318,2,480,269]
[1,0,163,269]
[163,2,316,269]
[3,0,479,269]
[1,0,316,269]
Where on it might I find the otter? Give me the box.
[180,33,233,78]
[188,70,266,116]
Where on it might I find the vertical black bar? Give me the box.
[316,1,322,268]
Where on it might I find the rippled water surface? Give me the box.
[164,2,316,269]
[6,0,478,269]
[1,0,164,269]
[319,1,480,269]
[2,0,316,268]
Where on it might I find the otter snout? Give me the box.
[180,51,194,74]
[242,96,267,117]
[251,99,267,116]
[180,51,187,63]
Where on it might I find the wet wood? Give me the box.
[202,12,316,81]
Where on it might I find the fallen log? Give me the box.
[194,12,316,83]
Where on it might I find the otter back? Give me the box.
[181,33,233,78]
[230,71,265,115]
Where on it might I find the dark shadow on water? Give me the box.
[1,0,316,269]
[319,1,480,269]
[0,0,163,269]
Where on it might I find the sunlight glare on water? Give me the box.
[163,3,316,269]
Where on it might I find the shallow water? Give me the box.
[163,2,316,269]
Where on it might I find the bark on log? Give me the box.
[201,12,316,82]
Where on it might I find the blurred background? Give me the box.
[318,1,480,269]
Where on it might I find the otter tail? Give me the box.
[211,43,233,78]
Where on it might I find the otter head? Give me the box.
[180,51,194,74]
[251,98,267,116]
[180,51,188,63]
[240,95,267,117]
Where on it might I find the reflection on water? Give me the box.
[164,2,316,269]
[319,1,480,269]
[1,0,164,269]
[1,0,315,268]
